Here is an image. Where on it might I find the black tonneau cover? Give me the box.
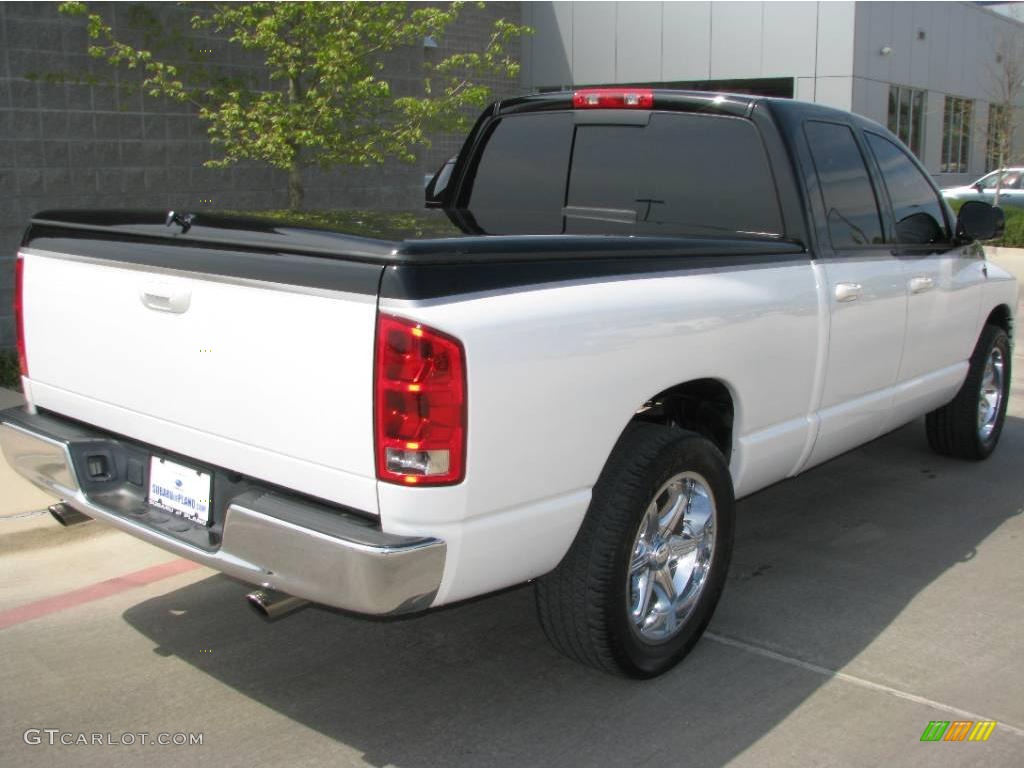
[26,208,803,264]
[22,209,807,300]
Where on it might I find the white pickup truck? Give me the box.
[3,89,1016,677]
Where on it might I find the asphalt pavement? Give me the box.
[1,275,1022,767]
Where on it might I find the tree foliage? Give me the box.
[59,1,528,208]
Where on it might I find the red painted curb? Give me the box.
[0,559,203,630]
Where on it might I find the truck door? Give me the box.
[863,131,985,425]
[801,120,908,468]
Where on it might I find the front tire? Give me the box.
[926,324,1011,460]
[535,423,735,677]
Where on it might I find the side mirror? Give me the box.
[425,156,458,209]
[895,211,943,245]
[972,182,984,191]
[956,200,1005,242]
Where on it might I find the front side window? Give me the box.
[804,121,883,248]
[887,85,926,158]
[866,132,949,245]
[977,169,1022,190]
[941,96,973,174]
[975,170,1001,188]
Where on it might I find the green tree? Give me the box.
[59,1,528,209]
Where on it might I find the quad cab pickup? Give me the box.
[3,88,1016,677]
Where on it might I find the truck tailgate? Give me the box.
[20,247,382,514]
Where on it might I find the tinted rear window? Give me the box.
[466,111,783,237]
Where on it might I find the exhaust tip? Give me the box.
[246,589,308,621]
[48,502,92,527]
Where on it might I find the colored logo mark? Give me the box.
[920,720,997,742]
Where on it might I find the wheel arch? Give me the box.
[984,303,1014,338]
[630,377,737,463]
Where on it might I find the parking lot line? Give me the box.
[706,631,1024,738]
[0,558,201,630]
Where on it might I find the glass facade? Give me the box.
[941,96,973,174]
[887,85,926,158]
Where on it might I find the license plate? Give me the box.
[147,456,212,525]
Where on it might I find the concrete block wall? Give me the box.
[0,1,522,349]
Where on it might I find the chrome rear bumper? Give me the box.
[0,408,445,615]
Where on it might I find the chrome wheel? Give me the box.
[627,471,716,643]
[978,347,1005,441]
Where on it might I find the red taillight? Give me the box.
[374,314,466,485]
[572,87,654,110]
[14,254,27,377]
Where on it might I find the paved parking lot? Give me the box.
[2,296,1023,767]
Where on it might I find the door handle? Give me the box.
[141,284,191,314]
[834,283,863,303]
[908,276,934,294]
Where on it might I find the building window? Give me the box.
[887,86,925,158]
[986,104,1008,172]
[941,96,973,174]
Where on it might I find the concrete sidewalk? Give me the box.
[986,246,1024,283]
[0,387,22,410]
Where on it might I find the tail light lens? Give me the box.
[573,87,654,109]
[14,254,27,377]
[374,314,466,485]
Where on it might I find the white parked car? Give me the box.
[942,168,1024,208]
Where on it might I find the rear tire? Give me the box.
[926,324,1011,460]
[535,423,735,678]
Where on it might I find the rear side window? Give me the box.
[467,112,574,215]
[804,121,883,248]
[865,132,950,244]
[466,111,783,237]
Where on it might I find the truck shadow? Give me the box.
[122,415,1024,768]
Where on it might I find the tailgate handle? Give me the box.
[141,285,191,314]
